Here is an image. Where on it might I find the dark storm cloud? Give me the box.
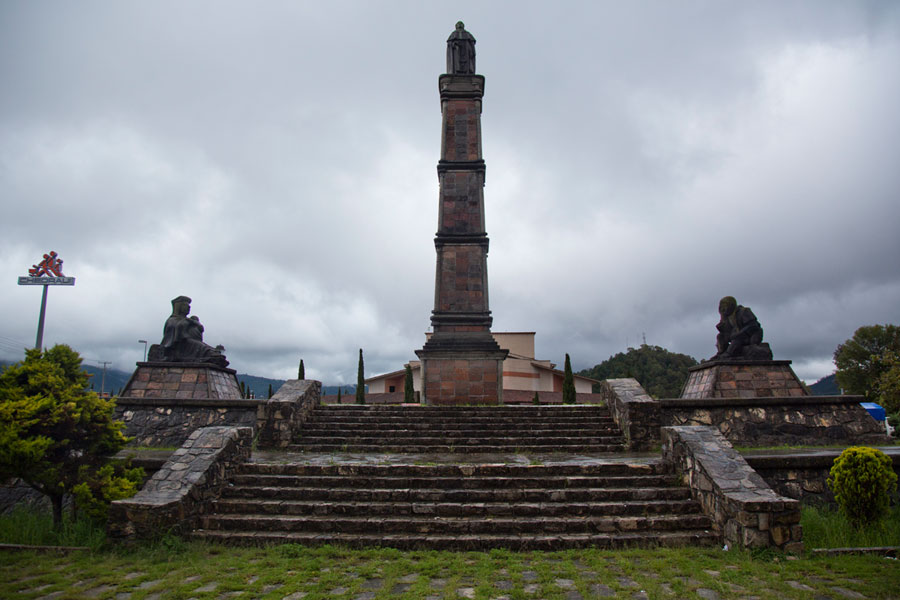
[1,1,898,384]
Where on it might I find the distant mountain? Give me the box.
[2,358,353,399]
[809,373,840,396]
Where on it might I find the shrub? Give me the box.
[827,446,898,527]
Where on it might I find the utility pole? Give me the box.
[98,360,112,396]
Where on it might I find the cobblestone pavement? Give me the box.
[6,554,882,600]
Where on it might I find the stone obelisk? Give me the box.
[416,22,508,405]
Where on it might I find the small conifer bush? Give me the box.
[827,446,898,527]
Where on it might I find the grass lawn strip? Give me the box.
[2,544,898,600]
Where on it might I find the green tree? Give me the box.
[578,344,698,399]
[298,359,305,380]
[337,387,342,404]
[356,349,365,405]
[562,353,576,405]
[267,383,274,399]
[404,364,415,404]
[239,381,246,398]
[0,346,132,527]
[834,325,900,400]
[873,350,900,414]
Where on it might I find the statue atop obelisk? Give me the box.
[416,23,508,405]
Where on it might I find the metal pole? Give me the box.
[98,361,111,396]
[138,339,148,361]
[35,285,49,350]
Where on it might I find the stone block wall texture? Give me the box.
[744,448,900,505]
[108,426,251,539]
[256,379,321,447]
[435,245,487,312]
[438,172,485,234]
[422,357,503,405]
[681,361,807,399]
[662,425,803,552]
[121,363,242,400]
[114,363,257,447]
[114,399,260,447]
[598,378,661,451]
[661,396,889,447]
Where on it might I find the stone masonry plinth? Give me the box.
[120,362,242,400]
[681,360,807,399]
[416,72,508,404]
[115,362,249,447]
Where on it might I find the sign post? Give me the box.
[17,251,75,350]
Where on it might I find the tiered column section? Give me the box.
[415,74,508,405]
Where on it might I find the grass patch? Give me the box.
[0,506,107,550]
[2,542,899,600]
[802,504,900,548]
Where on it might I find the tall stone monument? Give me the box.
[415,23,508,405]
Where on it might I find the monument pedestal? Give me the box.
[680,360,808,399]
[120,362,242,400]
[416,332,507,405]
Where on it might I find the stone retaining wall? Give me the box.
[108,426,251,539]
[256,380,321,447]
[602,377,888,449]
[662,426,803,552]
[114,398,261,447]
[598,379,660,451]
[744,448,900,505]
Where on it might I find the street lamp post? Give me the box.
[138,339,148,362]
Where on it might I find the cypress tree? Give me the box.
[337,387,342,404]
[298,359,305,380]
[356,349,365,405]
[239,381,246,398]
[267,383,273,398]
[404,364,415,403]
[533,391,540,405]
[563,353,576,405]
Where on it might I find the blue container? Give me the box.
[860,402,886,421]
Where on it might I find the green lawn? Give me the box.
[2,542,899,600]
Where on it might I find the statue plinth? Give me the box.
[120,362,241,401]
[681,359,808,399]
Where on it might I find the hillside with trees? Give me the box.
[578,344,698,399]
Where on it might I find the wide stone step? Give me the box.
[292,435,624,446]
[316,406,611,414]
[211,498,703,518]
[189,529,721,551]
[229,474,678,490]
[300,424,620,434]
[285,444,626,454]
[221,485,693,503]
[239,462,663,477]
[200,513,713,535]
[307,415,616,423]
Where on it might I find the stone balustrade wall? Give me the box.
[599,377,888,449]
[598,379,660,451]
[108,426,251,539]
[256,380,321,447]
[662,426,803,552]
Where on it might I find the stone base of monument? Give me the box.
[681,359,808,399]
[416,351,508,405]
[115,362,254,447]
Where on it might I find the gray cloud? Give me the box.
[2,1,899,385]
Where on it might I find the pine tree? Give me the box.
[563,353,576,405]
[267,383,273,399]
[356,349,365,405]
[239,381,246,398]
[337,387,342,403]
[0,345,134,527]
[298,359,305,380]
[404,364,415,403]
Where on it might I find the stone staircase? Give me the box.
[188,404,720,549]
[288,405,626,453]
[192,460,718,550]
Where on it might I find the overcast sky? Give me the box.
[2,1,899,386]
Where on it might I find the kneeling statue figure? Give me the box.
[710,296,773,361]
[147,295,229,367]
